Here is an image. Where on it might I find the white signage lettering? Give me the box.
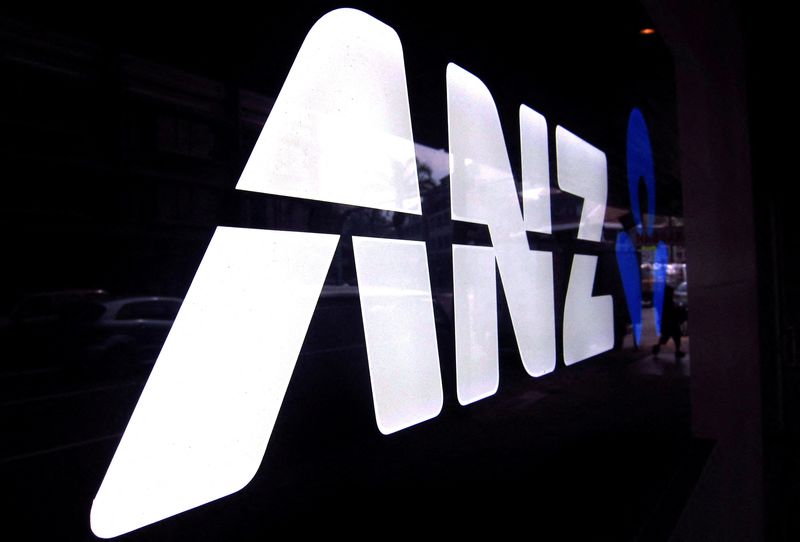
[91,8,614,538]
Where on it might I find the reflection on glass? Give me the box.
[555,126,608,242]
[653,241,669,335]
[616,232,643,345]
[91,228,339,538]
[237,8,421,214]
[447,63,556,378]
[616,108,675,349]
[352,236,443,435]
[453,244,499,405]
[626,107,656,235]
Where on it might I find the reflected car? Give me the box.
[3,294,182,370]
[82,297,182,367]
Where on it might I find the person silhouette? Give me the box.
[652,284,686,359]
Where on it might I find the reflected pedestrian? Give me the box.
[652,284,686,359]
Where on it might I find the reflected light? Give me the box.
[639,28,656,35]
[522,187,547,201]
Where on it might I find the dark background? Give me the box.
[0,2,681,306]
[0,3,700,541]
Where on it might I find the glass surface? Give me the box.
[1,3,689,539]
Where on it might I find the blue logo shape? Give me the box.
[653,241,668,336]
[616,108,666,346]
[626,108,656,236]
[616,231,642,345]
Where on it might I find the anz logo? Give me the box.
[92,8,627,537]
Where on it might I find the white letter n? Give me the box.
[447,64,557,405]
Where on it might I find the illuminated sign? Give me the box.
[616,108,667,345]
[91,8,614,538]
[447,64,612,404]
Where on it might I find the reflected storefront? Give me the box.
[1,2,779,540]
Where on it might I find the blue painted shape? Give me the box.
[626,108,656,235]
[616,231,642,346]
[653,241,668,336]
